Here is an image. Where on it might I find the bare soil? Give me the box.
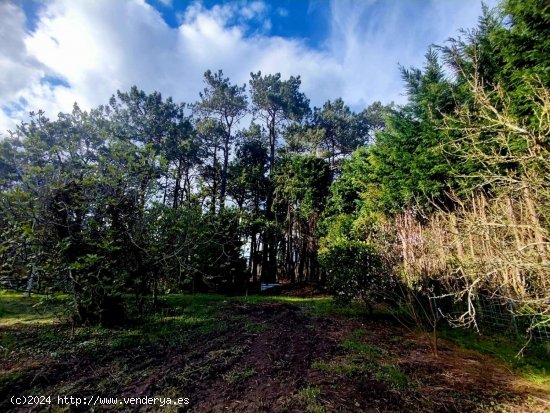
[1,299,548,412]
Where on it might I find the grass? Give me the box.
[0,290,66,325]
[374,365,410,389]
[0,291,314,362]
[0,290,382,411]
[243,321,270,334]
[2,289,550,412]
[341,329,385,357]
[0,291,239,369]
[0,369,24,391]
[293,386,327,413]
[311,360,361,376]
[232,294,373,319]
[312,328,410,390]
[223,367,256,383]
[2,289,548,391]
[440,326,550,387]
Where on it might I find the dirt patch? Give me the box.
[395,336,550,412]
[190,303,357,412]
[260,283,330,298]
[1,301,548,412]
[179,304,546,412]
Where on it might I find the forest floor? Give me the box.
[1,288,549,412]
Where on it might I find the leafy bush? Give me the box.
[319,239,390,306]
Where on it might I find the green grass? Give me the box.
[0,291,368,328]
[2,289,549,413]
[293,386,327,413]
[0,292,259,405]
[374,364,410,389]
[311,359,361,376]
[222,367,256,383]
[312,328,410,390]
[0,369,24,389]
[233,294,376,321]
[243,321,270,334]
[341,329,385,357]
[0,290,66,325]
[0,292,314,356]
[440,327,550,387]
[289,297,372,319]
[0,292,239,362]
[109,295,236,347]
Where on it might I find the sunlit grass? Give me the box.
[235,294,373,319]
[0,290,66,326]
[0,291,358,328]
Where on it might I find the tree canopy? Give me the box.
[0,0,547,331]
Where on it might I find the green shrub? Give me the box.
[319,239,391,306]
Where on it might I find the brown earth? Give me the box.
[1,300,548,412]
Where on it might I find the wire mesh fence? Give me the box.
[435,293,550,342]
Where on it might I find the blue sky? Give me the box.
[146,0,330,46]
[0,0,497,133]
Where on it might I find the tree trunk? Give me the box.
[173,157,182,209]
[24,266,37,297]
[220,131,230,209]
[259,114,278,284]
[184,165,191,205]
[250,231,258,283]
[261,191,277,283]
[211,150,218,214]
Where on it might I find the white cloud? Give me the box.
[0,3,44,100]
[239,1,267,20]
[277,7,288,17]
[0,0,498,134]
[0,2,47,133]
[326,0,499,108]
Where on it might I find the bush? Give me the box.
[319,239,391,307]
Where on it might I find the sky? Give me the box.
[0,0,498,135]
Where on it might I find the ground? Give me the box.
[0,289,549,412]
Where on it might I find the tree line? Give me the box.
[0,0,547,331]
[318,0,548,338]
[0,65,385,323]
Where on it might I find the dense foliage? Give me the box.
[0,0,547,331]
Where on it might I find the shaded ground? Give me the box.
[0,292,548,412]
[258,283,330,298]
